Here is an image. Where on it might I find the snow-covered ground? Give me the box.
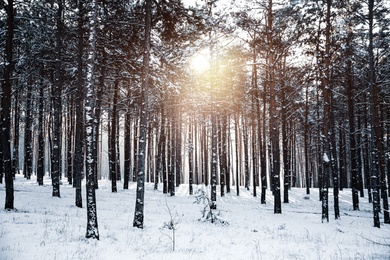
[1,174,389,260]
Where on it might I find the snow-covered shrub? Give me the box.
[160,200,181,251]
[194,189,228,226]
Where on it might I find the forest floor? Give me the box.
[1,174,390,260]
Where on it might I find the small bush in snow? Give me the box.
[160,200,181,251]
[194,189,228,226]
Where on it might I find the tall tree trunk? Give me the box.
[116,113,121,181]
[132,116,139,182]
[51,0,63,198]
[194,119,199,186]
[330,99,340,219]
[234,112,240,196]
[175,109,181,188]
[346,16,359,210]
[133,0,152,229]
[202,114,209,186]
[321,0,332,222]
[124,109,131,190]
[23,81,33,180]
[93,51,105,189]
[12,89,20,178]
[304,85,310,195]
[75,0,85,207]
[37,72,45,186]
[110,80,119,193]
[66,99,74,185]
[243,122,250,191]
[189,115,194,195]
[368,0,380,228]
[282,82,289,203]
[85,0,99,240]
[2,0,15,210]
[267,0,281,214]
[259,81,267,204]
[218,117,225,197]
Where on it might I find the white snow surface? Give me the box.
[1,174,390,260]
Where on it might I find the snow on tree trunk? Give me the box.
[2,0,15,210]
[133,0,152,229]
[321,0,331,223]
[85,0,99,240]
[368,0,381,228]
[51,0,63,198]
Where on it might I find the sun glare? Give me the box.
[190,52,210,73]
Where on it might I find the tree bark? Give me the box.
[85,0,99,240]
[133,0,152,229]
[2,0,15,210]
[51,0,63,198]
[110,80,119,193]
[75,0,85,207]
[321,0,332,223]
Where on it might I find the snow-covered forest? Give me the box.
[1,0,390,258]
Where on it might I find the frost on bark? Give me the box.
[51,0,63,198]
[133,0,152,229]
[2,0,15,210]
[85,0,99,240]
[368,0,380,228]
[321,0,331,223]
[75,0,85,208]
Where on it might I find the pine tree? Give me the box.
[2,0,15,210]
[85,0,99,240]
[133,0,152,229]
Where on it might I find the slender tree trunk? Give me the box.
[12,89,20,178]
[259,83,267,204]
[2,0,15,210]
[194,120,199,186]
[339,128,347,190]
[93,52,105,189]
[321,0,332,222]
[37,72,45,186]
[66,100,74,185]
[51,0,64,198]
[282,83,289,203]
[24,82,33,180]
[175,109,181,188]
[234,112,240,196]
[202,114,209,186]
[243,123,250,191]
[74,0,85,207]
[110,80,119,193]
[218,118,225,197]
[116,114,121,181]
[132,117,139,182]
[85,0,99,240]
[189,115,194,195]
[304,85,310,195]
[368,0,380,228]
[133,0,152,228]
[362,102,372,202]
[124,109,131,190]
[221,115,228,195]
[346,18,359,210]
[267,0,281,214]
[330,100,340,219]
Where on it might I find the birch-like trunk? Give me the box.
[85,0,99,240]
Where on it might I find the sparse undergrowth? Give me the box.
[194,189,229,226]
